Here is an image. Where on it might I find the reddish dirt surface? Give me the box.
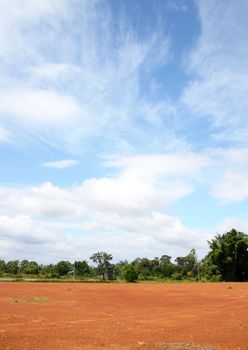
[0,282,247,350]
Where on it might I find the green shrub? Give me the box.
[210,274,221,282]
[121,264,138,282]
[171,272,183,280]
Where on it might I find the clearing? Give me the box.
[0,282,247,350]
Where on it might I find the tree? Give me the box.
[159,255,175,278]
[20,260,39,274]
[55,261,72,276]
[26,261,39,274]
[175,249,199,278]
[74,260,91,276]
[20,260,29,273]
[39,264,56,277]
[6,260,19,275]
[205,229,248,281]
[0,259,6,274]
[121,264,138,282]
[132,258,153,279]
[90,252,113,280]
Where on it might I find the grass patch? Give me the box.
[10,297,50,304]
[29,297,49,303]
[156,343,215,350]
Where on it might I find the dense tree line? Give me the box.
[0,229,247,282]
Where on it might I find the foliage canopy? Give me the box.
[205,229,248,281]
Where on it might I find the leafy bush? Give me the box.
[210,274,221,282]
[121,264,138,282]
[171,272,183,280]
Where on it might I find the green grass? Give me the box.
[29,297,49,303]
[10,297,50,304]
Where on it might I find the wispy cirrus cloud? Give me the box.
[41,159,79,169]
[182,0,248,143]
[0,0,172,154]
[0,125,10,143]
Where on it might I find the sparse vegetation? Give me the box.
[29,297,49,303]
[10,297,49,303]
[156,343,215,350]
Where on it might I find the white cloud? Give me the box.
[0,89,82,126]
[217,218,248,234]
[182,0,248,142]
[0,151,209,217]
[212,172,248,202]
[0,0,172,152]
[30,63,80,82]
[0,151,213,261]
[0,125,10,142]
[0,214,82,262]
[0,212,208,263]
[105,153,210,178]
[0,182,81,218]
[0,0,67,63]
[41,159,79,169]
[208,148,248,202]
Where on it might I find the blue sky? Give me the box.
[0,0,248,263]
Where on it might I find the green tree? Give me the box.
[205,229,248,281]
[121,264,138,282]
[115,260,129,277]
[55,261,72,276]
[26,261,39,274]
[39,264,56,277]
[20,260,39,275]
[6,260,19,275]
[132,258,153,279]
[74,260,91,276]
[159,255,175,278]
[90,252,113,280]
[0,259,6,274]
[175,249,199,278]
[20,260,29,273]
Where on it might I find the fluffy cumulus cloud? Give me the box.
[0,152,210,217]
[0,90,82,125]
[1,147,247,262]
[0,213,206,263]
[0,151,213,262]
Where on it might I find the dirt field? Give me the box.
[0,282,247,350]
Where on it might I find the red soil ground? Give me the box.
[0,282,247,350]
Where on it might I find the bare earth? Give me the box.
[0,282,247,350]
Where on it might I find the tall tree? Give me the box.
[159,255,175,277]
[205,229,248,281]
[90,252,113,280]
